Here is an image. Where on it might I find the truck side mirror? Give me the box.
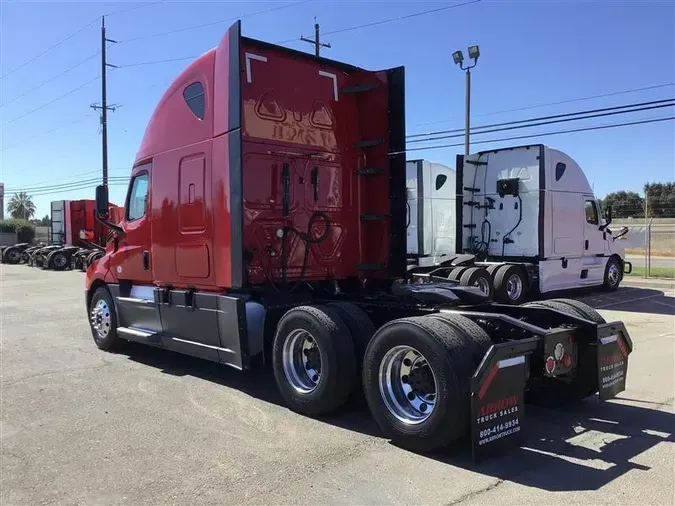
[95,185,110,220]
[604,205,612,226]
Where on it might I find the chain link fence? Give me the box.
[612,216,675,278]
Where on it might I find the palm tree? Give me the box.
[8,192,37,220]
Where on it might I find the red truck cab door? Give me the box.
[113,166,153,283]
[108,164,162,333]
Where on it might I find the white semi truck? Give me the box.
[406,144,631,304]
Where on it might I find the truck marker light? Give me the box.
[545,356,556,374]
[553,342,564,361]
[562,352,572,369]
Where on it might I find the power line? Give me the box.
[407,100,675,144]
[417,83,675,126]
[6,176,128,194]
[28,182,128,198]
[0,76,100,126]
[120,0,480,67]
[0,19,99,80]
[402,116,675,153]
[5,168,128,189]
[408,98,675,139]
[0,51,100,108]
[276,0,480,44]
[1,114,96,152]
[104,1,166,18]
[0,2,165,81]
[119,0,312,44]
[119,56,199,69]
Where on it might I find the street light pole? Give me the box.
[453,46,480,157]
[464,67,471,157]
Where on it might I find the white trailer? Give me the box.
[406,144,631,304]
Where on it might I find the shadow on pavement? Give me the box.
[548,286,675,316]
[429,398,674,492]
[120,342,382,437]
[120,341,674,492]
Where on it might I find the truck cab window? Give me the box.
[127,173,149,221]
[183,82,205,120]
[585,199,598,225]
[435,174,447,191]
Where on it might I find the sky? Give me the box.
[0,0,674,217]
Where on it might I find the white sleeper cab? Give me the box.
[405,144,630,304]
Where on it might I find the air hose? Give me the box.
[280,211,331,288]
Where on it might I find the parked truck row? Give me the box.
[83,20,633,459]
[1,199,122,271]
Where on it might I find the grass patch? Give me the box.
[627,266,675,279]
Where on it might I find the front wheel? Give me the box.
[603,256,623,291]
[89,286,124,351]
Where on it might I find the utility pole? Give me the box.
[301,18,330,57]
[90,16,118,186]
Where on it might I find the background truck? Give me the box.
[85,20,632,457]
[405,147,632,304]
[1,199,122,270]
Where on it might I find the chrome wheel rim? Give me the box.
[282,329,322,394]
[506,274,523,301]
[90,299,111,340]
[608,263,620,286]
[379,345,438,424]
[475,276,491,295]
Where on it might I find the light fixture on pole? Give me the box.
[453,45,480,156]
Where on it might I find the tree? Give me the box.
[600,191,644,218]
[30,214,50,226]
[644,182,675,218]
[7,192,36,220]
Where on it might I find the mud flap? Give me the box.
[470,337,538,462]
[597,321,632,401]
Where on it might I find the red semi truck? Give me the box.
[86,21,632,456]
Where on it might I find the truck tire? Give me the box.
[547,298,605,324]
[89,286,124,351]
[459,267,494,299]
[523,299,602,406]
[603,256,623,291]
[486,264,501,277]
[447,267,467,282]
[272,305,358,415]
[493,265,528,305]
[428,313,493,369]
[50,251,70,271]
[362,316,474,452]
[326,302,376,363]
[4,247,21,265]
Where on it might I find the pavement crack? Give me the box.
[445,478,505,505]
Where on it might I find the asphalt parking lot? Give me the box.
[1,265,673,505]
